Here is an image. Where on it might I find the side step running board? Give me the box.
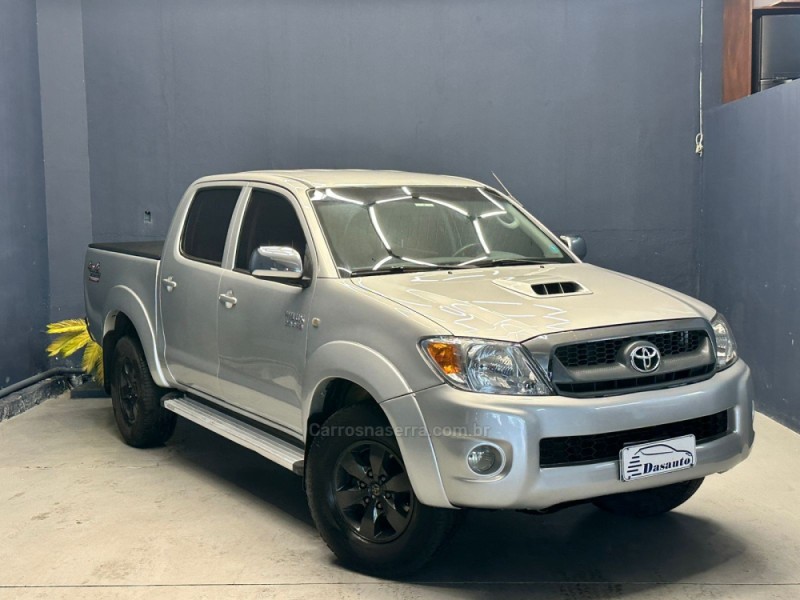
[163,396,305,475]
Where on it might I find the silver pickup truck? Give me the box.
[85,170,754,575]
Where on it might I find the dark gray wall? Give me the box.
[81,0,707,294]
[702,0,725,111]
[37,0,93,322]
[1,0,719,388]
[700,81,800,430]
[0,0,49,387]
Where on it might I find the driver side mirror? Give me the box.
[559,235,587,260]
[249,246,307,284]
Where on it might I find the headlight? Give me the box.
[420,337,551,395]
[711,313,738,370]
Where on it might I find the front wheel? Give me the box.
[305,402,457,576]
[110,335,176,448]
[593,478,704,517]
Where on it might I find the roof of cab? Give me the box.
[195,169,484,189]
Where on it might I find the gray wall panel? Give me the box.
[81,0,706,294]
[0,0,49,387]
[2,0,719,390]
[700,81,800,429]
[37,0,93,322]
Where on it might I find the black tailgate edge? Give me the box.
[89,241,164,260]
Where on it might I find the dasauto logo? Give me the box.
[625,443,694,478]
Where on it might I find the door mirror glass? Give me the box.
[559,235,587,260]
[249,246,303,281]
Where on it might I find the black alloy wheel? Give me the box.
[333,441,415,543]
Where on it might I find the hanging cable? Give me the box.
[696,0,705,156]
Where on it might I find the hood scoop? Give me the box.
[531,281,585,296]
[492,278,591,299]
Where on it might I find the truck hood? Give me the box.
[352,263,715,342]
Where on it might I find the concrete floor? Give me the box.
[1,395,798,600]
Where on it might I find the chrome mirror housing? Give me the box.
[559,235,587,260]
[249,246,304,281]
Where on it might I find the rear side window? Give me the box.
[181,187,240,265]
[235,189,308,271]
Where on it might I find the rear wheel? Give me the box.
[593,478,704,517]
[306,402,457,576]
[110,335,176,448]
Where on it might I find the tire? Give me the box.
[110,335,176,448]
[593,478,704,517]
[305,402,457,577]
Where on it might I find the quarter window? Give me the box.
[235,189,308,272]
[181,187,240,265]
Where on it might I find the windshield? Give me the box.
[309,186,571,276]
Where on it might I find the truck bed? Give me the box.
[88,241,164,260]
[84,242,163,347]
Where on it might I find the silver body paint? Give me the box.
[85,170,754,509]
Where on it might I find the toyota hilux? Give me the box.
[84,170,754,575]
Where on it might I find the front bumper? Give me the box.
[381,360,755,509]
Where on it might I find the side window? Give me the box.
[235,189,308,272]
[181,187,240,265]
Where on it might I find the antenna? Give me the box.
[491,171,517,201]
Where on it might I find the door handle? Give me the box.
[219,291,238,308]
[162,276,177,292]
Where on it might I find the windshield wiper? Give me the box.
[457,257,553,269]
[349,264,446,277]
[349,258,555,277]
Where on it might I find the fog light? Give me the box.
[467,444,503,475]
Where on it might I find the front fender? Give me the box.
[302,341,452,507]
[103,285,170,387]
[302,341,412,420]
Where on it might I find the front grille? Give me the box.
[539,410,729,468]
[548,328,715,397]
[555,330,705,368]
[556,364,715,396]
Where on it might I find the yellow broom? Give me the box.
[46,319,104,384]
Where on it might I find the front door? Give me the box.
[216,187,315,434]
[160,186,241,397]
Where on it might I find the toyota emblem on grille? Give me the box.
[628,342,661,373]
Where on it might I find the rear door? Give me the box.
[216,186,315,434]
[160,186,242,396]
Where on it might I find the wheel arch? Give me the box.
[302,342,451,508]
[101,285,170,390]
[306,378,374,440]
[302,341,413,429]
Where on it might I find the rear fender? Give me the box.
[103,285,170,388]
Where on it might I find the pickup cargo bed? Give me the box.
[84,242,162,347]
[88,241,164,260]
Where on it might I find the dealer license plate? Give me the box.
[620,434,697,482]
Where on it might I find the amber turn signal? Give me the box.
[424,341,462,376]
